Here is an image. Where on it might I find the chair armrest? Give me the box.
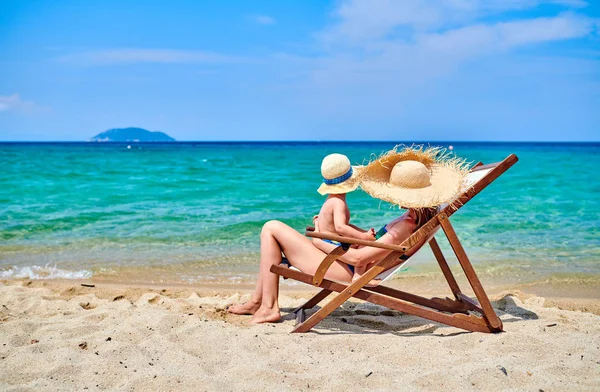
[312,245,350,285]
[305,230,408,252]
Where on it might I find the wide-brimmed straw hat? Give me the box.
[317,153,362,195]
[360,145,469,208]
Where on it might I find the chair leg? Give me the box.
[429,238,462,299]
[295,309,306,325]
[438,215,503,330]
[292,289,332,326]
[292,252,401,333]
[293,289,332,313]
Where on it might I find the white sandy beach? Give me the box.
[0,280,599,391]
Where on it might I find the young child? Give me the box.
[315,153,376,279]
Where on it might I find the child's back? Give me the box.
[316,154,374,242]
[317,194,349,235]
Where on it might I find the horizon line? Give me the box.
[1,140,599,144]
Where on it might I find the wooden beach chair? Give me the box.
[271,154,518,333]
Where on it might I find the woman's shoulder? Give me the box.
[387,211,416,225]
[385,212,417,234]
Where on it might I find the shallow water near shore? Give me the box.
[1,142,599,288]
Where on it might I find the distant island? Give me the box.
[89,127,175,142]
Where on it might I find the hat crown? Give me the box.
[321,153,351,180]
[389,160,431,189]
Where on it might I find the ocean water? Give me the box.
[1,142,598,285]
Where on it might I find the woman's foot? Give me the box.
[250,305,281,324]
[227,299,261,315]
[352,272,380,287]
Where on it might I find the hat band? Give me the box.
[323,167,353,185]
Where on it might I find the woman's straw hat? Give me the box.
[317,153,362,195]
[360,145,469,208]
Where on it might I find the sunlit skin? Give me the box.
[317,193,376,241]
[227,210,418,324]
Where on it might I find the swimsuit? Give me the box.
[375,225,387,240]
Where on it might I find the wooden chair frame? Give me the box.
[270,154,519,333]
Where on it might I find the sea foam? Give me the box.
[0,265,93,280]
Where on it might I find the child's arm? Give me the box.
[311,215,320,246]
[348,223,368,232]
[348,223,376,242]
[333,204,375,241]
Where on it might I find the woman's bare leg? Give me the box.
[250,221,287,323]
[226,261,264,315]
[229,220,353,323]
[250,220,353,324]
[228,221,284,316]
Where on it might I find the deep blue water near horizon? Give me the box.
[1,141,599,285]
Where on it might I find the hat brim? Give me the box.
[360,146,469,208]
[361,165,466,208]
[317,166,363,195]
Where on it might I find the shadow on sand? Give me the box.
[279,293,539,336]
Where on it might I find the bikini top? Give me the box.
[375,225,387,240]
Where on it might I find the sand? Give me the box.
[0,280,599,391]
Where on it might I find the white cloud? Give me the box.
[56,48,246,66]
[307,6,597,88]
[249,14,276,25]
[0,94,40,113]
[320,0,591,45]
[419,13,596,54]
[272,0,598,124]
[313,1,598,78]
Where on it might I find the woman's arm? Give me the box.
[312,217,416,268]
[312,236,392,268]
[333,206,376,241]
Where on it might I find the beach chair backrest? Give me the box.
[374,225,440,281]
[374,155,517,283]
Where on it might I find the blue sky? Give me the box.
[0,0,598,141]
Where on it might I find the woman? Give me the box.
[227,146,468,324]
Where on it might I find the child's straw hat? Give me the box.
[317,153,362,195]
[360,145,469,208]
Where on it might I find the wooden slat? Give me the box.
[306,231,409,252]
[274,263,468,315]
[313,245,349,285]
[429,237,462,298]
[270,265,496,333]
[471,161,500,171]
[399,216,441,252]
[293,289,332,313]
[457,293,485,314]
[444,154,518,215]
[291,251,405,333]
[367,285,470,314]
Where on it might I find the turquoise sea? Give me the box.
[1,142,599,286]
